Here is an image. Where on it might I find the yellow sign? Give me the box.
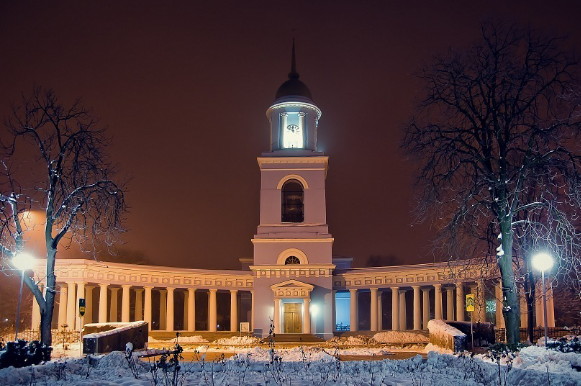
[466,294,475,312]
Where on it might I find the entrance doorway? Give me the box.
[283,303,302,333]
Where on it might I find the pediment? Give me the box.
[271,279,314,290]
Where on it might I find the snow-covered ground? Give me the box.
[1,344,579,385]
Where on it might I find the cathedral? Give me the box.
[29,48,555,339]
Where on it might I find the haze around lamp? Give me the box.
[12,251,36,271]
[531,252,554,272]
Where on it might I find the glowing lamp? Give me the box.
[532,252,554,273]
[12,252,36,271]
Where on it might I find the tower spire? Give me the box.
[289,38,299,79]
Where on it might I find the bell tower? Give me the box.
[266,42,322,153]
[251,42,334,339]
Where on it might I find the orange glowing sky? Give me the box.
[0,1,580,269]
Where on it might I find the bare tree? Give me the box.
[0,88,126,345]
[402,23,581,344]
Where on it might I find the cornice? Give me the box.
[257,156,329,167]
[252,238,334,243]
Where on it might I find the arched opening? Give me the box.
[281,180,304,222]
[284,256,301,265]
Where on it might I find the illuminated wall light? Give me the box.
[310,303,319,317]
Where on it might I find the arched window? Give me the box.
[281,180,304,222]
[285,256,301,265]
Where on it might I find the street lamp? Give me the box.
[531,252,554,347]
[12,251,36,340]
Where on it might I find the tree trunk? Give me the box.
[499,221,521,344]
[40,247,58,346]
[525,271,536,343]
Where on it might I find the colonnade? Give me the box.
[36,282,252,332]
[343,279,555,331]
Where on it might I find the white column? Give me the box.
[144,286,153,327]
[273,297,280,334]
[446,287,454,321]
[495,280,505,328]
[31,285,42,330]
[166,287,175,331]
[230,290,238,332]
[208,289,217,332]
[412,286,421,330]
[110,288,119,322]
[134,289,143,321]
[477,280,486,322]
[370,288,378,331]
[332,290,337,332]
[66,282,76,329]
[303,297,311,334]
[75,282,85,330]
[159,289,167,330]
[547,283,555,328]
[183,291,188,329]
[250,290,255,330]
[58,284,68,327]
[422,288,430,329]
[121,285,131,323]
[434,284,443,320]
[85,286,93,324]
[98,284,108,323]
[349,289,358,331]
[377,291,383,330]
[187,288,195,331]
[399,289,407,330]
[456,283,465,322]
[391,287,399,330]
[519,287,528,328]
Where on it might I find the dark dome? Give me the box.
[275,74,312,100]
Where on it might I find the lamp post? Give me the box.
[12,251,36,340]
[531,252,554,347]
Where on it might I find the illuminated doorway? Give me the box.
[283,303,302,333]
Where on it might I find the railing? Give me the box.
[1,327,78,344]
[495,327,581,343]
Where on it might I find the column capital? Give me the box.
[370,287,378,293]
[412,285,421,289]
[121,284,132,289]
[166,287,175,292]
[349,288,357,293]
[209,288,218,293]
[134,288,144,292]
[144,286,154,290]
[421,287,431,292]
[230,289,238,293]
[433,283,442,289]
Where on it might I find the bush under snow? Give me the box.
[213,336,260,345]
[373,331,429,344]
[0,347,579,385]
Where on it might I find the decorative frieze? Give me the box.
[33,259,254,290]
[333,261,497,290]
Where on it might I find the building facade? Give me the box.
[30,51,556,337]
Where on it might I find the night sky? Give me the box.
[1,1,580,270]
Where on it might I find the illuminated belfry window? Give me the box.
[281,180,304,222]
[284,256,301,265]
[281,112,305,149]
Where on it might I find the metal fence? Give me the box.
[495,327,581,343]
[1,328,78,344]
